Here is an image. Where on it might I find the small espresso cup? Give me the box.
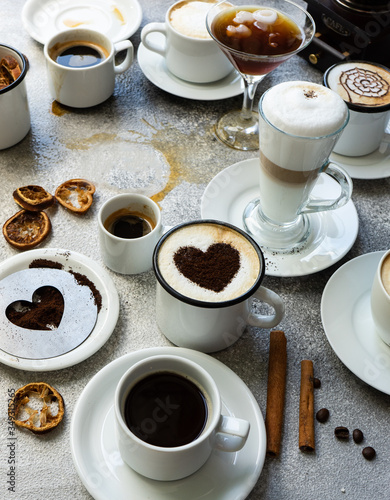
[324,61,390,156]
[114,354,250,481]
[44,28,133,107]
[0,44,30,150]
[141,0,233,83]
[98,193,162,275]
[371,249,390,345]
[153,220,285,353]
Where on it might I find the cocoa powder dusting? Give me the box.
[70,271,102,312]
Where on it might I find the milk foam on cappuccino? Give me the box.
[170,1,218,39]
[157,223,260,302]
[325,61,390,109]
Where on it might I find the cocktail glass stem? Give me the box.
[241,77,262,120]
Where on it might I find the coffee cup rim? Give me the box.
[0,44,29,95]
[378,249,390,299]
[115,354,219,451]
[44,28,114,71]
[323,60,390,114]
[153,219,265,309]
[98,193,161,241]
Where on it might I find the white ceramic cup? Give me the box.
[98,193,163,275]
[324,61,390,157]
[44,28,133,108]
[371,249,390,345]
[140,0,233,83]
[114,354,250,481]
[153,220,285,353]
[0,44,30,150]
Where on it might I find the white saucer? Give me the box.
[137,35,243,101]
[22,0,142,44]
[321,251,390,395]
[201,158,359,277]
[0,248,119,371]
[330,136,390,180]
[71,346,266,500]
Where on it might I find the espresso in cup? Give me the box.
[324,61,390,156]
[104,208,156,239]
[381,253,390,296]
[49,41,109,68]
[371,250,390,345]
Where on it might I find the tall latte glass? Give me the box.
[243,81,352,251]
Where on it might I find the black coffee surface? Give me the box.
[124,371,208,447]
[110,215,152,239]
[57,45,104,68]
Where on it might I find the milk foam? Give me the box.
[262,81,348,137]
[170,1,217,39]
[158,224,260,302]
[326,61,390,108]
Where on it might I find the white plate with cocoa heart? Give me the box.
[0,248,119,371]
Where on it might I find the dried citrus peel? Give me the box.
[13,185,54,211]
[3,210,51,250]
[55,179,95,214]
[9,382,65,434]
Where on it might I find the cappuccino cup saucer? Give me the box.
[137,34,244,101]
[70,346,266,500]
[321,251,390,395]
[330,135,390,180]
[201,158,359,277]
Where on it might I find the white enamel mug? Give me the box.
[141,0,233,83]
[114,354,250,481]
[98,193,162,275]
[153,220,285,353]
[44,28,133,107]
[0,44,30,150]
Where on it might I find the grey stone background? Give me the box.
[0,1,389,499]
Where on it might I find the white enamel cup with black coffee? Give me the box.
[153,220,285,353]
[0,44,30,150]
[44,28,133,108]
[114,354,250,481]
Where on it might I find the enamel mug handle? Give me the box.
[214,415,250,452]
[141,23,167,56]
[301,162,353,215]
[113,40,134,74]
[247,286,285,329]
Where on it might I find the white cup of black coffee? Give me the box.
[114,353,250,481]
[44,28,133,108]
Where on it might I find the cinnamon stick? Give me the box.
[299,360,315,452]
[265,330,287,457]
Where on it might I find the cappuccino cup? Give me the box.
[371,249,390,346]
[141,0,233,83]
[98,193,162,275]
[114,353,250,481]
[44,28,133,107]
[324,61,390,157]
[153,220,284,353]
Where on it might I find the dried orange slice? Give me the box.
[13,185,54,211]
[9,382,65,434]
[55,179,95,214]
[3,210,51,250]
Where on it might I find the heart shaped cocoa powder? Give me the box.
[6,286,64,330]
[173,243,240,293]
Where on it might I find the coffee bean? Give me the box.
[353,429,364,444]
[334,426,349,439]
[362,447,376,460]
[316,408,329,423]
[313,377,321,388]
[313,378,321,388]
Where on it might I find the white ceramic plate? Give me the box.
[321,251,390,395]
[0,248,119,371]
[71,346,266,500]
[137,34,243,101]
[22,0,142,44]
[201,158,359,277]
[330,139,390,180]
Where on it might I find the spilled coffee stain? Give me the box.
[51,101,71,117]
[112,7,125,24]
[64,119,207,202]
[63,19,89,28]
